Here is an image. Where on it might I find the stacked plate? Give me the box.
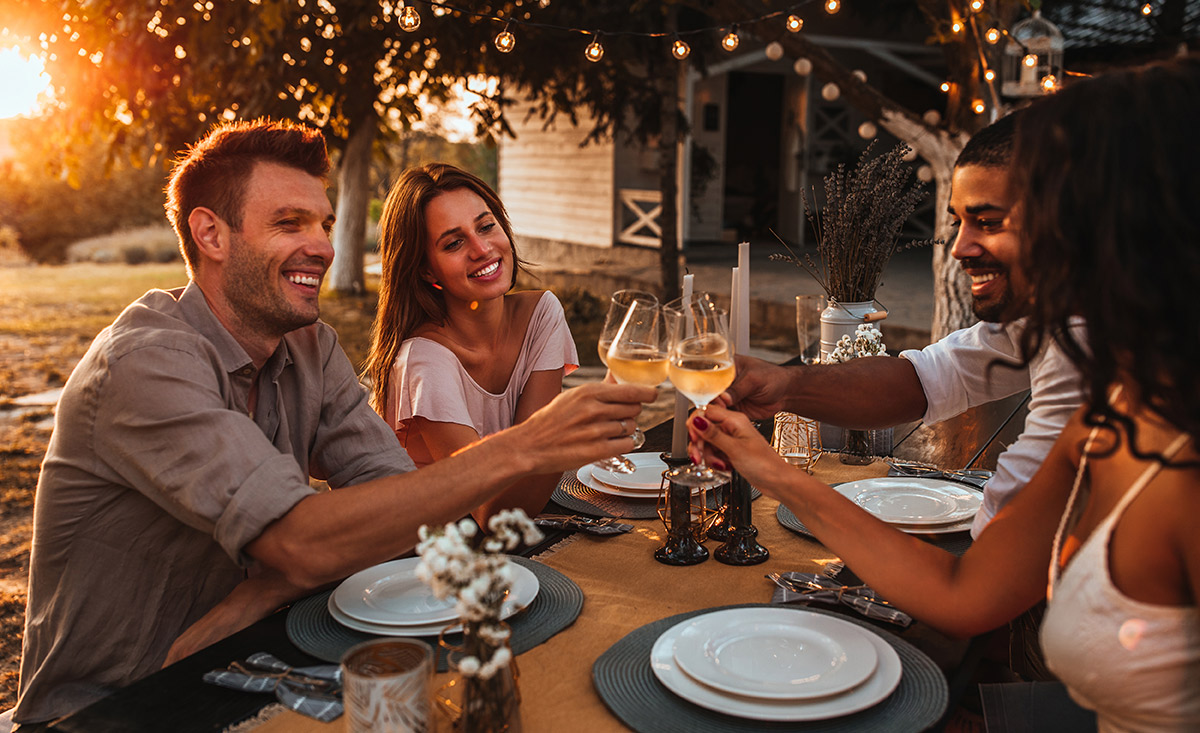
[650,607,902,721]
[574,452,669,499]
[835,477,982,535]
[327,556,540,636]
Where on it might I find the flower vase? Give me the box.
[456,623,521,733]
[819,300,887,453]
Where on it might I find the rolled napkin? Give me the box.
[534,514,634,535]
[203,652,343,722]
[768,572,913,628]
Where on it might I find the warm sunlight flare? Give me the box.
[0,47,51,119]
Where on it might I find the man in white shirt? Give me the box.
[725,113,1083,539]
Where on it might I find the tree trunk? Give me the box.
[327,117,376,295]
[657,62,682,302]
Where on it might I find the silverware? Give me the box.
[885,459,992,488]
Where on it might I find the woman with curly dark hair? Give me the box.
[363,163,578,524]
[689,58,1199,731]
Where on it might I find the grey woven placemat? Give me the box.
[775,504,974,557]
[286,557,582,672]
[553,470,762,520]
[593,604,948,733]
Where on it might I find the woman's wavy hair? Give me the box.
[1012,56,1200,460]
[363,163,527,413]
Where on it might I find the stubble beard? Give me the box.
[224,234,320,339]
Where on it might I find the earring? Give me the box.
[429,281,443,290]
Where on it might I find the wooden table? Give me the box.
[27,396,1026,733]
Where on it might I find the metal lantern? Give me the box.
[1002,10,1063,98]
[771,411,823,473]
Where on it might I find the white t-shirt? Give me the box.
[901,319,1084,537]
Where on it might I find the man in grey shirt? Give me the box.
[13,120,652,725]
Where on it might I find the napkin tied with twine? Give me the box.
[203,652,343,722]
[770,572,913,628]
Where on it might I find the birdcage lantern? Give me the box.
[1002,10,1064,98]
[772,412,823,473]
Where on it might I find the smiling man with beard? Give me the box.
[723,112,1083,539]
[11,120,653,727]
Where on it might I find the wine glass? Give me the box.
[593,290,658,473]
[606,298,669,390]
[663,294,736,488]
[795,293,825,364]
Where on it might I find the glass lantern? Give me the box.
[1002,10,1064,98]
[771,412,822,473]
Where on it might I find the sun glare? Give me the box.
[0,47,52,119]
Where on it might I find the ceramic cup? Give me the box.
[342,638,434,733]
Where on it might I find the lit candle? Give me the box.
[737,242,751,353]
[670,274,694,458]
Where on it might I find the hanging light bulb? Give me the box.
[972,98,986,114]
[970,0,984,11]
[1141,2,1153,15]
[399,3,421,31]
[721,25,740,52]
[940,81,951,92]
[852,69,867,82]
[821,82,840,101]
[1023,53,1038,69]
[786,14,804,32]
[985,27,1001,43]
[793,57,813,75]
[494,22,515,53]
[857,121,877,139]
[584,32,604,62]
[671,36,690,60]
[765,41,784,61]
[951,20,963,33]
[1040,74,1059,92]
[984,69,996,81]
[825,0,841,14]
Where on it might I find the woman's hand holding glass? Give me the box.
[663,294,736,488]
[593,290,659,473]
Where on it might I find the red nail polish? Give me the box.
[694,416,709,431]
[712,459,728,471]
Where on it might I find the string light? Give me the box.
[721,25,740,52]
[1023,53,1038,69]
[765,41,785,60]
[825,0,841,14]
[786,14,804,32]
[584,32,604,62]
[972,98,986,114]
[1040,74,1059,92]
[1141,2,1153,15]
[671,36,690,60]
[984,69,996,81]
[985,27,1001,43]
[951,20,963,33]
[970,0,984,11]
[494,22,515,53]
[940,81,951,92]
[821,82,840,100]
[793,57,813,75]
[399,3,421,31]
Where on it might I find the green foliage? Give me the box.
[0,119,166,263]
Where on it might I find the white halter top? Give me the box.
[1041,423,1199,732]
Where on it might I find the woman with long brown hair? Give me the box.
[363,163,577,523]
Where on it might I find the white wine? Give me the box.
[608,348,669,386]
[668,357,735,407]
[597,340,612,367]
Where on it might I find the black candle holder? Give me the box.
[714,469,769,565]
[705,480,730,542]
[654,452,710,566]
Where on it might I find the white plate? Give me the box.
[836,477,982,526]
[575,465,662,499]
[673,608,878,700]
[590,453,669,490]
[333,556,539,626]
[651,612,903,722]
[328,593,464,636]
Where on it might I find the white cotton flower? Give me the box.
[457,655,481,676]
[457,519,478,538]
[482,538,504,554]
[477,645,512,680]
[477,623,512,645]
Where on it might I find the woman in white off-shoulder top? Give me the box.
[688,58,1199,731]
[364,164,578,524]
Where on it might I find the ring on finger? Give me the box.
[618,418,630,435]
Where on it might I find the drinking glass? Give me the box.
[663,294,736,488]
[342,638,434,733]
[594,289,659,473]
[795,293,825,364]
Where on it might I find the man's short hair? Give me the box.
[165,119,330,275]
[955,111,1019,169]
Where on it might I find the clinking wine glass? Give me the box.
[594,289,659,473]
[663,294,736,488]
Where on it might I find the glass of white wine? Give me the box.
[663,294,736,488]
[594,290,659,473]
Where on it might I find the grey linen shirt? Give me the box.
[15,283,414,724]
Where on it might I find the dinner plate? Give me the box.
[590,453,669,491]
[328,593,464,636]
[650,612,903,722]
[575,465,663,499]
[673,608,878,700]
[333,556,539,626]
[836,477,982,526]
